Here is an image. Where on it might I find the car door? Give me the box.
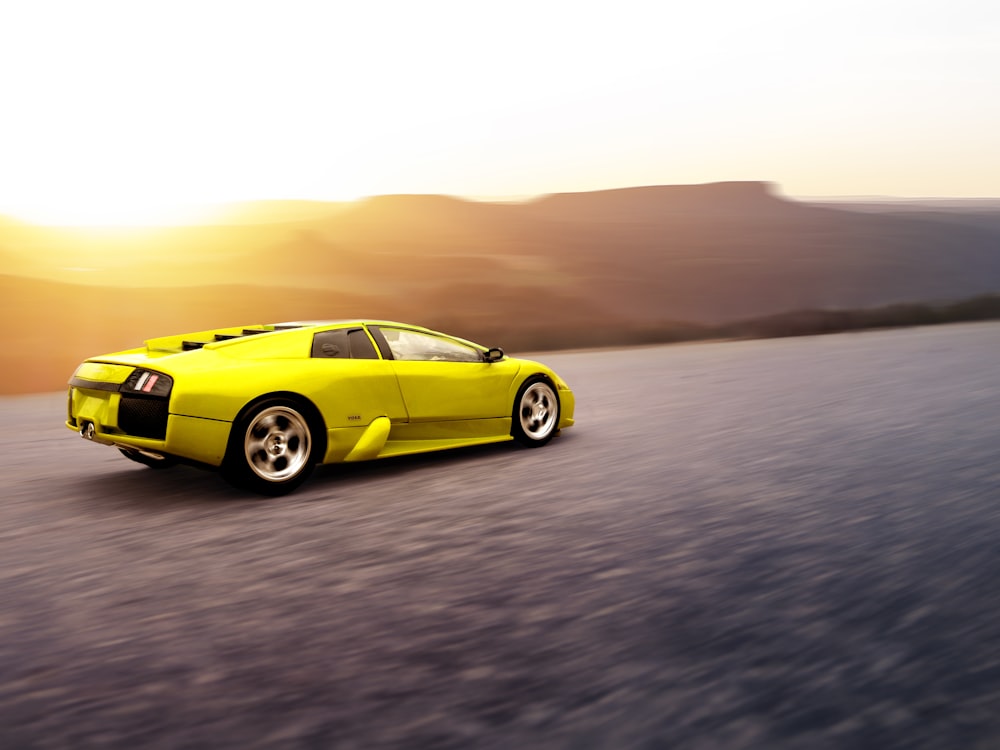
[370,326,518,422]
[308,326,407,426]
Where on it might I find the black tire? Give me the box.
[222,398,318,496]
[119,447,179,470]
[511,377,560,447]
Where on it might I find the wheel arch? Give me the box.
[510,373,562,446]
[507,369,558,406]
[228,391,328,464]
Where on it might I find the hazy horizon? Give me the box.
[4,181,1000,394]
[3,181,1000,230]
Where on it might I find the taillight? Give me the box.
[120,369,173,397]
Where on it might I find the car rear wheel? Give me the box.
[119,447,178,469]
[511,378,560,447]
[223,399,316,495]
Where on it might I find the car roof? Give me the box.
[275,320,431,331]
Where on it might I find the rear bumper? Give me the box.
[68,386,232,467]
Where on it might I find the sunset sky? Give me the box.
[1,0,998,225]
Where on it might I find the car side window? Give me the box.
[312,329,378,359]
[379,328,482,362]
[348,329,378,359]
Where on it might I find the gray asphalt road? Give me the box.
[3,323,1000,749]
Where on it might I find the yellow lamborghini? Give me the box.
[66,321,575,494]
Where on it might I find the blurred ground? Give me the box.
[2,322,1000,748]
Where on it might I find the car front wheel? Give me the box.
[511,378,560,447]
[223,399,316,495]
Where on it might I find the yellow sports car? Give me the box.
[66,321,575,494]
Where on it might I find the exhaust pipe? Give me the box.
[80,422,96,440]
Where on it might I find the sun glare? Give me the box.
[0,1,997,225]
[2,196,223,228]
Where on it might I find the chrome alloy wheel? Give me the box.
[243,405,311,483]
[518,381,558,441]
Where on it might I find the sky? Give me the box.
[1,0,998,225]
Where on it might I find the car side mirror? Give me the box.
[483,347,505,363]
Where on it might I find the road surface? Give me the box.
[3,322,1000,749]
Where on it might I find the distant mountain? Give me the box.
[809,197,1000,213]
[3,181,1000,392]
[524,181,802,222]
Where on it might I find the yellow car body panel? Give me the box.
[388,359,520,421]
[66,320,575,491]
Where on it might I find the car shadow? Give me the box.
[68,433,577,510]
[309,430,578,487]
[313,440,512,483]
[68,463,246,509]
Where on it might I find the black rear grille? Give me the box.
[119,395,169,439]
